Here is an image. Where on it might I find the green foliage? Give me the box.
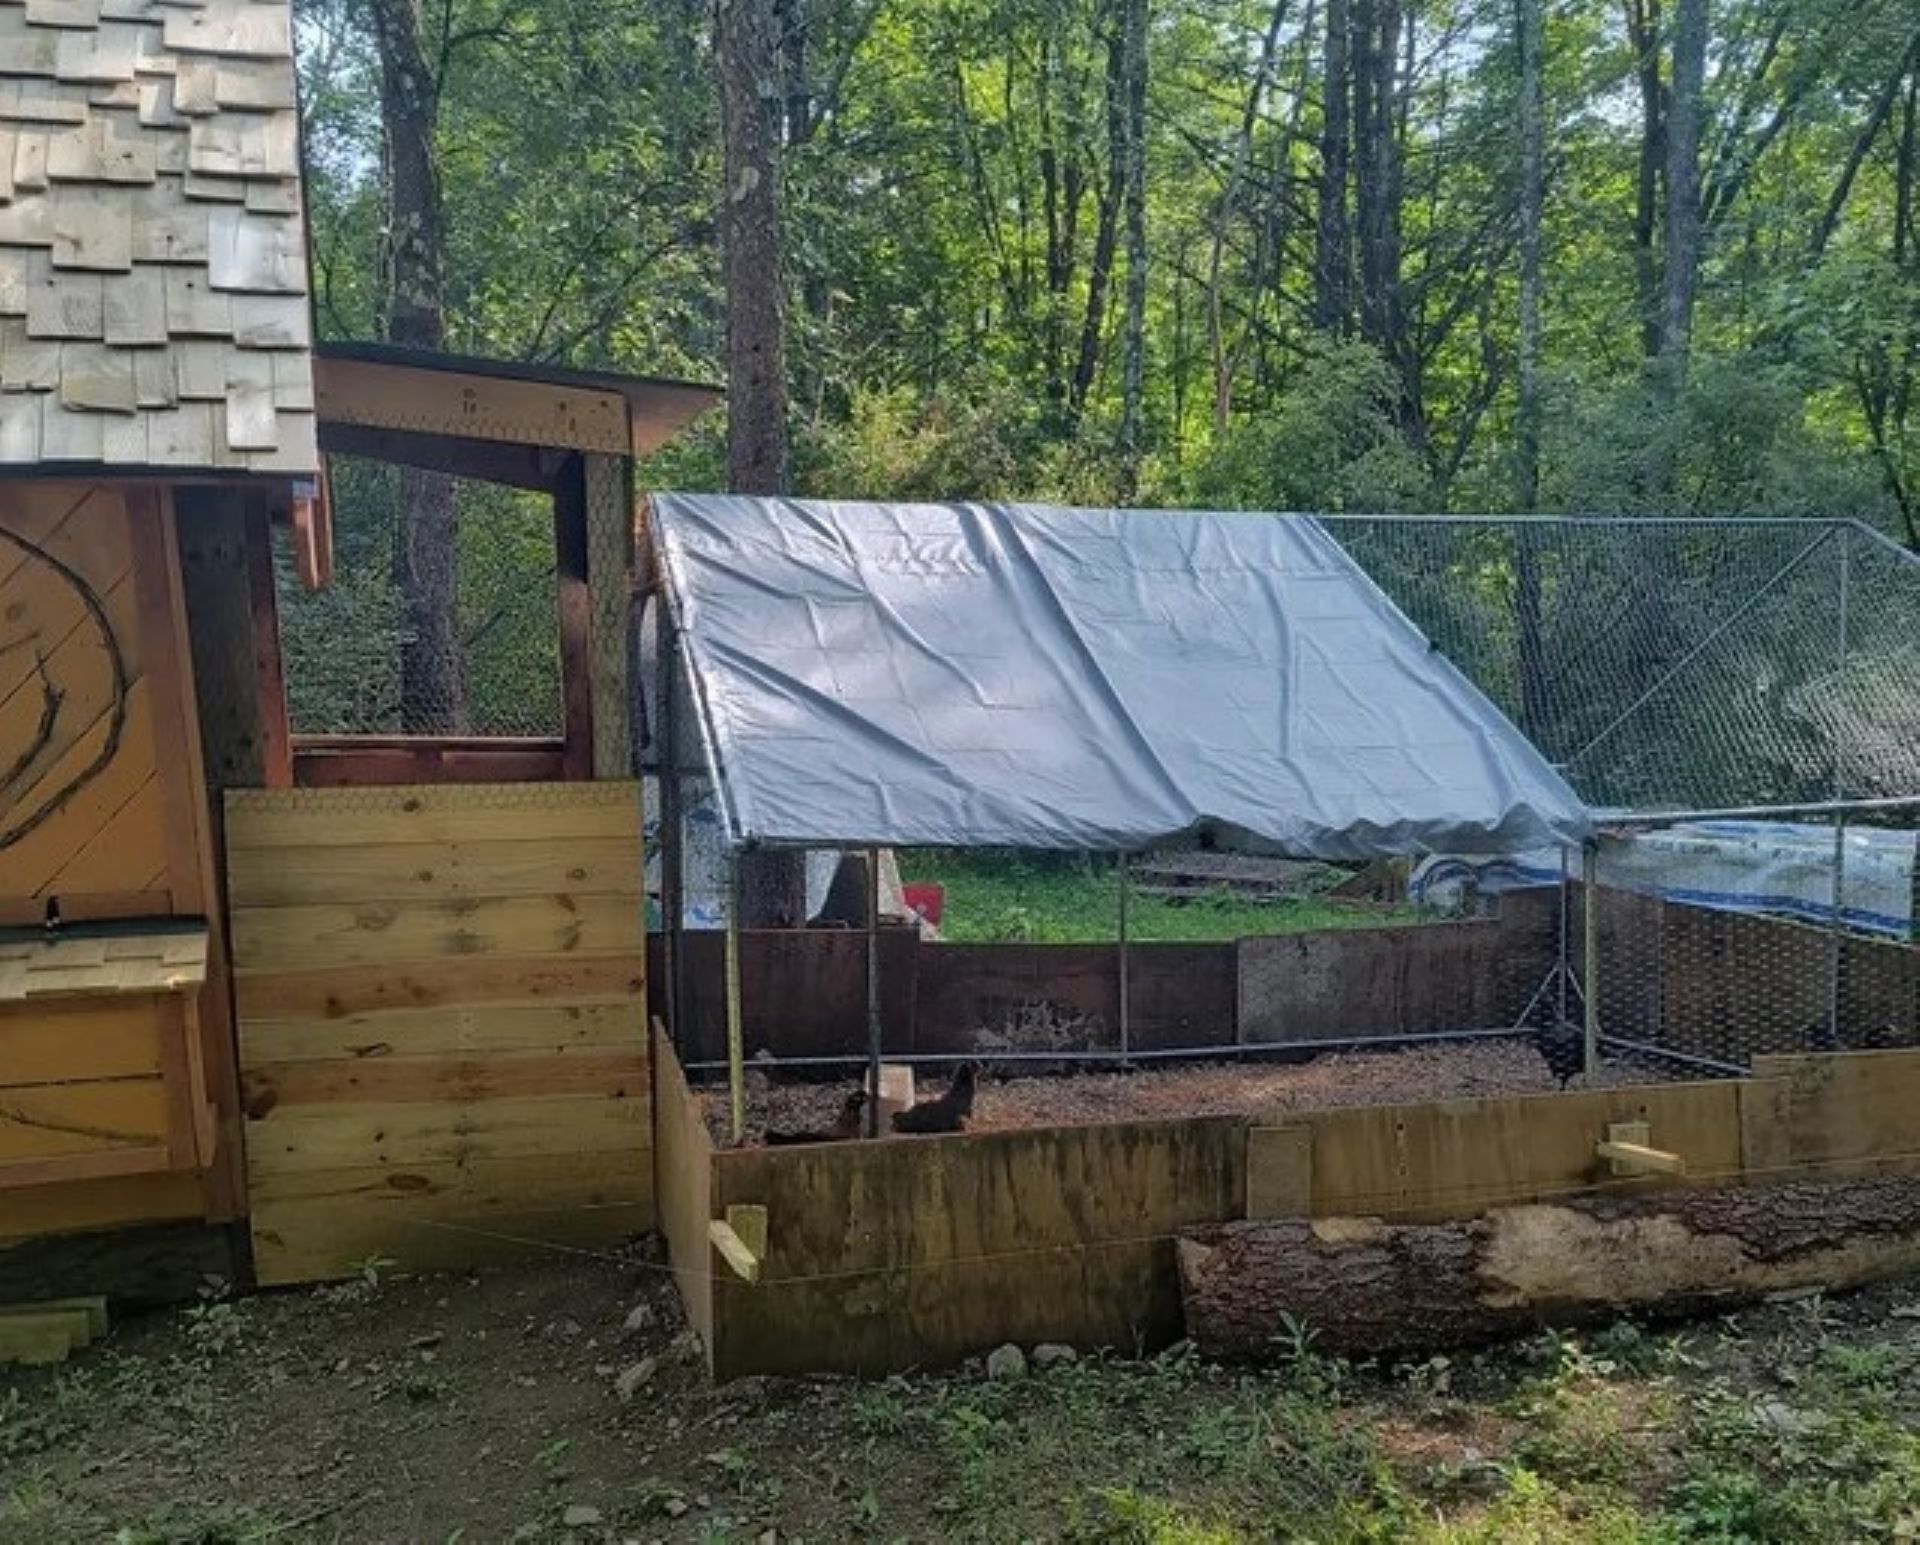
[1180,341,1436,514]
[900,850,1428,944]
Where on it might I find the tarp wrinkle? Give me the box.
[650,495,1593,857]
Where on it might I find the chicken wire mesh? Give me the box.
[276,456,564,737]
[1320,516,1920,1077]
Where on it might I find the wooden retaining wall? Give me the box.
[654,891,1561,1063]
[654,888,1913,1066]
[653,1038,1920,1379]
[227,783,653,1284]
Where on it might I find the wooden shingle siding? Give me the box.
[0,0,312,471]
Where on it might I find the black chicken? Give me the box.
[891,1062,979,1135]
[765,1089,869,1146]
[1537,1022,1587,1088]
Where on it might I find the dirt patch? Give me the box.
[4,1255,1918,1543]
[704,1037,1664,1145]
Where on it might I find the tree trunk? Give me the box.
[1179,1175,1920,1359]
[368,0,463,734]
[1660,0,1706,365]
[1069,7,1126,430]
[719,0,791,498]
[718,0,805,925]
[1314,0,1352,333]
[1116,0,1149,486]
[1514,0,1544,514]
[1208,0,1288,433]
[1625,0,1664,361]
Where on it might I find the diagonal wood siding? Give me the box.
[226,782,651,1284]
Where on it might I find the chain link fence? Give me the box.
[277,457,564,737]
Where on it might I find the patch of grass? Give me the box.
[902,850,1429,943]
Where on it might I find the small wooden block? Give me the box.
[0,1306,92,1365]
[0,1295,108,1339]
[869,1064,914,1127]
[1598,1120,1684,1177]
[708,1204,768,1285]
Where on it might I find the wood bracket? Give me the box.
[709,1203,768,1284]
[1596,1120,1684,1177]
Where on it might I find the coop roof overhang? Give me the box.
[651,495,1594,859]
[313,343,722,468]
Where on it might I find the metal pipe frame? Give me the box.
[865,846,884,1138]
[1582,841,1601,1077]
[685,1024,1569,1073]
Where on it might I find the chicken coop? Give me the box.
[642,497,1920,1378]
[0,0,722,1315]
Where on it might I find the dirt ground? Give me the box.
[4,1250,1918,1543]
[707,1038,1659,1146]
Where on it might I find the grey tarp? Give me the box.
[652,495,1592,858]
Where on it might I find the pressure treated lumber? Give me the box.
[1178,1175,1920,1359]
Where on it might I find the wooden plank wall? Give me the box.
[1237,893,1557,1044]
[653,889,1911,1065]
[708,1114,1247,1378]
[0,483,210,921]
[0,482,233,1243]
[651,1027,713,1352]
[227,782,653,1284]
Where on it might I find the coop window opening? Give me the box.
[274,449,595,785]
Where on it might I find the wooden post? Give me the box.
[553,457,596,782]
[865,847,883,1138]
[725,854,745,1142]
[1582,841,1600,1077]
[657,592,685,1054]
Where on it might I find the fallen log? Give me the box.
[1177,1175,1920,1359]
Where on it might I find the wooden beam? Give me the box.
[554,460,595,782]
[313,356,632,455]
[318,421,572,493]
[243,506,292,790]
[290,736,569,788]
[130,489,244,1220]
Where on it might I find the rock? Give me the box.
[985,1343,1027,1380]
[757,1530,779,1544]
[661,1496,690,1518]
[563,1504,604,1528]
[1032,1343,1077,1369]
[615,1358,658,1402]
[408,1331,444,1350]
[624,1302,657,1335]
[1753,1398,1812,1438]
[667,1328,703,1364]
[546,1316,584,1342]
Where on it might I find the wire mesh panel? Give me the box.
[277,457,563,736]
[1324,518,1920,811]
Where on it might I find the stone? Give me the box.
[563,1504,604,1528]
[624,1302,657,1334]
[985,1343,1027,1380]
[1032,1343,1078,1369]
[615,1358,658,1402]
[1752,1398,1812,1438]
[661,1496,690,1518]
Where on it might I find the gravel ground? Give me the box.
[703,1037,1668,1146]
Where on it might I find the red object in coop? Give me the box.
[903,883,945,928]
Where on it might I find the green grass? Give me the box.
[899,851,1430,943]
